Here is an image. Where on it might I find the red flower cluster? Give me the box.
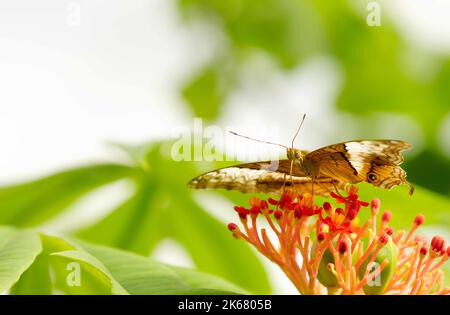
[227,186,450,295]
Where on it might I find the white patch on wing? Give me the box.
[344,140,409,169]
[344,142,372,173]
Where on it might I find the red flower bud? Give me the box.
[317,232,326,242]
[346,205,358,221]
[446,246,450,257]
[381,210,392,223]
[379,233,390,245]
[250,206,260,215]
[260,200,268,210]
[294,205,302,219]
[371,198,380,215]
[385,227,393,235]
[338,239,348,254]
[431,236,445,254]
[323,202,332,212]
[420,246,428,256]
[274,210,283,220]
[414,214,425,226]
[268,198,278,205]
[234,206,249,219]
[228,223,238,232]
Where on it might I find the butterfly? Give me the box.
[188,139,414,196]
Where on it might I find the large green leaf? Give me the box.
[80,241,246,294]
[77,143,271,294]
[0,164,134,227]
[0,226,42,293]
[7,230,243,295]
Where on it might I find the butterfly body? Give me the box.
[287,148,318,178]
[189,139,414,196]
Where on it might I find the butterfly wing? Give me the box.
[188,160,343,196]
[305,140,414,194]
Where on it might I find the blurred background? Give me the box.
[0,0,449,294]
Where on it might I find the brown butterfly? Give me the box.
[188,118,414,196]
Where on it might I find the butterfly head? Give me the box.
[287,148,306,164]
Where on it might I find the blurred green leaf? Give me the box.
[5,229,244,295]
[77,142,272,294]
[80,241,246,294]
[77,177,164,254]
[180,0,322,68]
[50,249,128,295]
[348,183,450,230]
[406,150,450,196]
[9,230,245,295]
[0,226,42,293]
[0,164,134,227]
[182,65,228,121]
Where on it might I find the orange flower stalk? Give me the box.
[227,186,450,295]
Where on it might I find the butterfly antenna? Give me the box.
[229,131,288,149]
[291,114,306,148]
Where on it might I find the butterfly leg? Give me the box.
[281,173,287,194]
[310,176,315,207]
[332,182,344,198]
[289,160,301,196]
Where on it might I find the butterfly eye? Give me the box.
[367,172,378,182]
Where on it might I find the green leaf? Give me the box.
[0,226,42,293]
[79,241,246,294]
[0,164,134,227]
[4,228,245,295]
[180,0,321,68]
[182,65,229,121]
[50,249,128,295]
[77,177,163,254]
